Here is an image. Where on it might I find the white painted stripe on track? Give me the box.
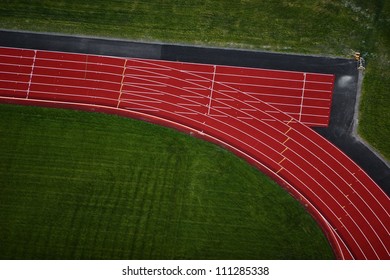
[0,70,31,77]
[26,50,37,99]
[216,71,334,85]
[124,73,170,79]
[174,111,198,115]
[179,95,205,99]
[32,56,124,69]
[27,90,118,102]
[0,87,27,92]
[121,90,164,96]
[28,66,124,80]
[117,59,127,108]
[298,73,307,122]
[123,82,168,87]
[29,81,119,95]
[207,65,216,116]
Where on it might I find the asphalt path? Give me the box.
[0,30,388,194]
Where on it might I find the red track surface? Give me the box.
[0,47,389,259]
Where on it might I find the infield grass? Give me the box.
[0,104,334,259]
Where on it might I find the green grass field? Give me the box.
[0,104,334,259]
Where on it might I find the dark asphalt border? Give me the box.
[1,30,388,194]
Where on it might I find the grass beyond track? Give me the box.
[0,104,334,259]
[0,1,388,159]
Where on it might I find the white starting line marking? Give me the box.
[207,65,217,116]
[26,50,37,99]
[299,73,307,122]
[116,59,127,108]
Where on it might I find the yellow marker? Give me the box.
[354,52,361,61]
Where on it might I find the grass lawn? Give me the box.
[0,1,388,159]
[0,0,377,54]
[0,104,334,259]
[357,1,390,160]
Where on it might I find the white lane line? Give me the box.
[123,82,168,87]
[208,114,229,118]
[266,102,330,109]
[182,87,208,91]
[174,111,199,115]
[121,89,164,96]
[177,103,203,107]
[218,89,237,93]
[117,59,127,108]
[187,78,208,82]
[213,106,230,110]
[124,73,169,80]
[120,99,162,103]
[124,107,160,112]
[222,80,303,91]
[207,65,217,115]
[237,116,253,120]
[26,50,37,99]
[25,90,117,102]
[0,87,27,92]
[34,56,124,70]
[299,73,307,122]
[241,108,257,112]
[31,72,120,86]
[127,65,170,71]
[218,71,334,84]
[215,98,234,101]
[34,64,123,77]
[27,81,119,95]
[0,66,32,73]
[179,95,205,99]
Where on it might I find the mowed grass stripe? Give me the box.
[0,104,334,259]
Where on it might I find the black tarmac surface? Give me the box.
[0,30,388,194]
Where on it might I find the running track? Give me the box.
[0,47,389,259]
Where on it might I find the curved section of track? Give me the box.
[0,47,389,259]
